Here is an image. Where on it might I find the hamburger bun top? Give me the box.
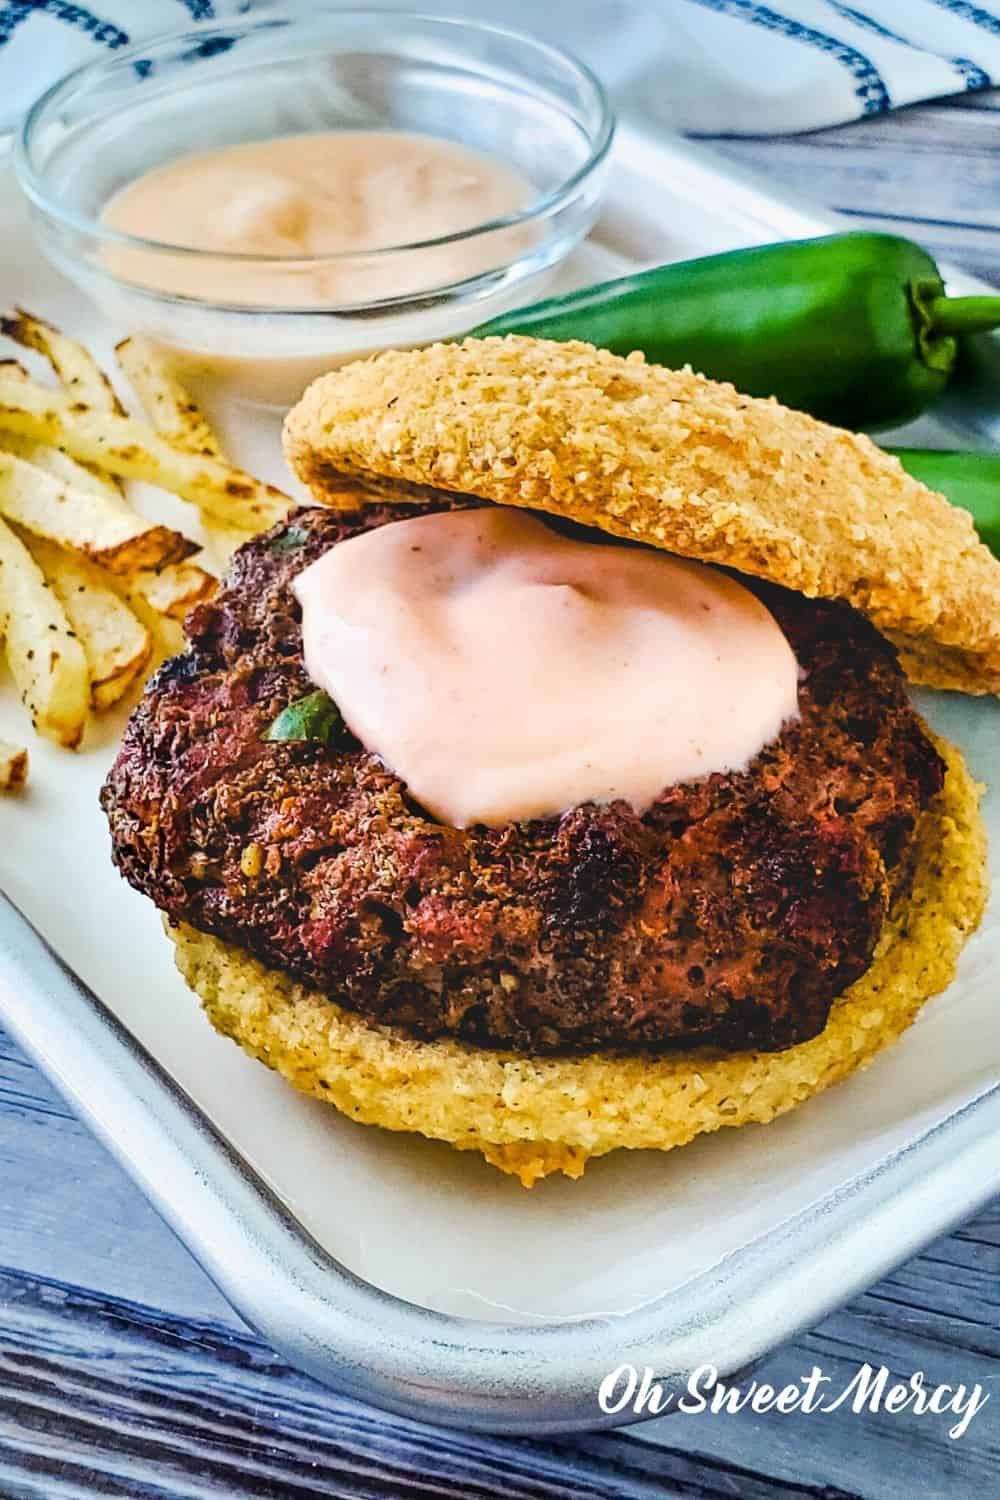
[283,335,1000,696]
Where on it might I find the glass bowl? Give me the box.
[15,8,614,406]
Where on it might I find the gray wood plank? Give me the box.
[0,1264,677,1500]
[0,1029,234,1324]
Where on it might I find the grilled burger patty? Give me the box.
[101,502,945,1055]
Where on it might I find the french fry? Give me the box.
[133,564,215,620]
[0,372,291,530]
[116,337,223,458]
[4,423,209,631]
[62,333,223,605]
[1,308,125,414]
[116,337,255,566]
[0,739,28,791]
[1,315,128,498]
[0,515,89,748]
[0,449,198,574]
[110,579,185,662]
[0,431,215,614]
[22,533,152,710]
[3,431,214,616]
[0,312,279,754]
[3,327,215,597]
[1,428,120,497]
[26,324,222,599]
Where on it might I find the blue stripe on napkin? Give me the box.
[18,0,129,50]
[0,2,32,49]
[681,0,891,114]
[827,1,990,90]
[927,1,1000,40]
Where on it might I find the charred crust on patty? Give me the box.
[101,502,945,1056]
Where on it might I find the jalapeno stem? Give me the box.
[926,295,1000,338]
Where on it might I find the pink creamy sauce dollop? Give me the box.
[293,507,800,828]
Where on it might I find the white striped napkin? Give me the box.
[2,0,999,138]
[631,0,1000,134]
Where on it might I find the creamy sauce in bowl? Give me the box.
[102,130,534,307]
[294,507,800,828]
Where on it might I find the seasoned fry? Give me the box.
[0,311,278,753]
[135,564,215,619]
[0,515,89,747]
[0,352,121,501]
[116,337,222,458]
[0,739,28,791]
[78,334,223,603]
[1,428,120,497]
[0,449,197,573]
[116,337,255,565]
[104,572,185,660]
[1,307,125,413]
[0,372,291,529]
[1,314,128,505]
[23,533,152,709]
[0,432,215,613]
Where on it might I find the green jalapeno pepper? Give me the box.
[890,448,1000,559]
[473,232,1000,432]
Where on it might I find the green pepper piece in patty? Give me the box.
[268,524,311,556]
[264,690,346,745]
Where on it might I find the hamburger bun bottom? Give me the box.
[170,733,987,1188]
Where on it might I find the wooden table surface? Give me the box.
[3,91,1000,1500]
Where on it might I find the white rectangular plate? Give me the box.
[1,119,998,1430]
